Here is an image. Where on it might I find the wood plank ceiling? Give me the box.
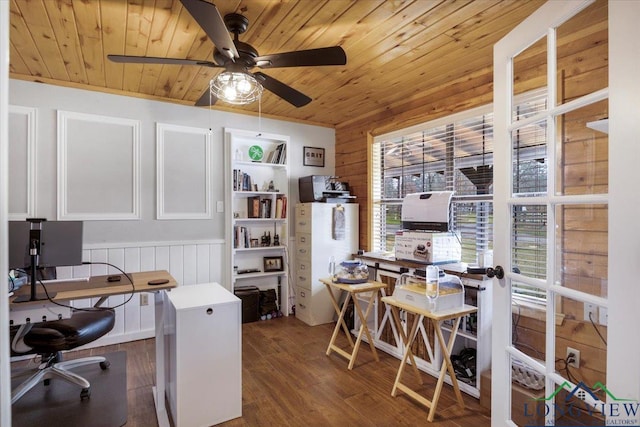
[9,0,545,128]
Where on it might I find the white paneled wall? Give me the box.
[55,240,224,348]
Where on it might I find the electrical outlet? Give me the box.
[140,293,149,306]
[567,347,580,368]
[599,307,608,326]
[584,303,597,322]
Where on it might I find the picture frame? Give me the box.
[263,256,284,272]
[303,146,325,167]
[250,238,259,248]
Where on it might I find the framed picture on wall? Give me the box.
[303,146,325,167]
[263,256,284,272]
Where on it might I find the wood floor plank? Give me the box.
[12,316,491,426]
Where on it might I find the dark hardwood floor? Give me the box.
[14,316,491,426]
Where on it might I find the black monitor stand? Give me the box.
[13,221,57,303]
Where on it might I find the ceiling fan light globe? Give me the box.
[237,78,252,94]
[224,85,238,100]
[211,71,263,105]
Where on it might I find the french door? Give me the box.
[492,1,618,425]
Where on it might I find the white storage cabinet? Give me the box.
[165,283,242,427]
[294,202,359,326]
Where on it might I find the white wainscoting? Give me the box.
[55,239,225,348]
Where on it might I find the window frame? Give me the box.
[371,90,548,307]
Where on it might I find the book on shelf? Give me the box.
[234,226,250,248]
[260,198,272,218]
[247,196,260,218]
[233,169,253,191]
[275,195,287,219]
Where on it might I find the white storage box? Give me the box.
[392,272,464,312]
[394,230,461,264]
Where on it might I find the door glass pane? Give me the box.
[554,294,608,425]
[556,100,608,196]
[556,1,608,106]
[512,204,547,280]
[512,121,547,197]
[509,353,546,426]
[513,35,547,115]
[555,204,608,298]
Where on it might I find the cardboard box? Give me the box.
[480,370,545,426]
[394,230,461,264]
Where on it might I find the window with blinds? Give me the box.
[372,89,547,301]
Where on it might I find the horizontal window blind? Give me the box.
[372,89,548,304]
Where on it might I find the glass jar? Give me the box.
[335,260,369,284]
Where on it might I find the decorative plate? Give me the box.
[248,145,264,161]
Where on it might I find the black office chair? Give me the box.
[11,308,116,403]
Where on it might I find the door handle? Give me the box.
[486,265,505,279]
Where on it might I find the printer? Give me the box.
[395,191,461,264]
[298,175,355,203]
[401,191,453,231]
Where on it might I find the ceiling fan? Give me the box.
[107,0,347,108]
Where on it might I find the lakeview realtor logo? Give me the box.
[521,381,640,426]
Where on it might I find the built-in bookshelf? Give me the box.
[224,128,290,315]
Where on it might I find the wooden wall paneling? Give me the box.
[100,0,128,90]
[72,0,106,86]
[8,0,51,78]
[8,105,36,219]
[52,240,226,348]
[155,246,170,272]
[209,242,224,285]
[106,248,126,337]
[196,243,211,285]
[182,244,197,286]
[139,247,156,332]
[124,247,142,334]
[169,245,184,286]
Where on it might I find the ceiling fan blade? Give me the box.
[255,46,347,68]
[254,72,311,107]
[180,0,238,60]
[195,86,218,107]
[107,54,219,68]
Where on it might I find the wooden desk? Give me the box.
[10,270,177,427]
[10,270,177,304]
[381,296,477,422]
[320,278,387,370]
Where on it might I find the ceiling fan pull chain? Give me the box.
[257,95,262,136]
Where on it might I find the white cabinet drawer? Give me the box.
[294,285,337,326]
[295,205,312,233]
[295,233,311,259]
[294,259,312,290]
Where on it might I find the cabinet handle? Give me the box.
[206,308,213,315]
[299,221,306,226]
[299,303,306,308]
[299,236,306,243]
[299,249,307,254]
[298,276,306,281]
[300,291,306,297]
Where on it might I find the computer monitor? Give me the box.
[8,219,83,302]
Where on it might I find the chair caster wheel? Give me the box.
[100,360,110,370]
[81,388,91,400]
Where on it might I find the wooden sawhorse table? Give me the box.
[320,278,387,370]
[381,296,477,422]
